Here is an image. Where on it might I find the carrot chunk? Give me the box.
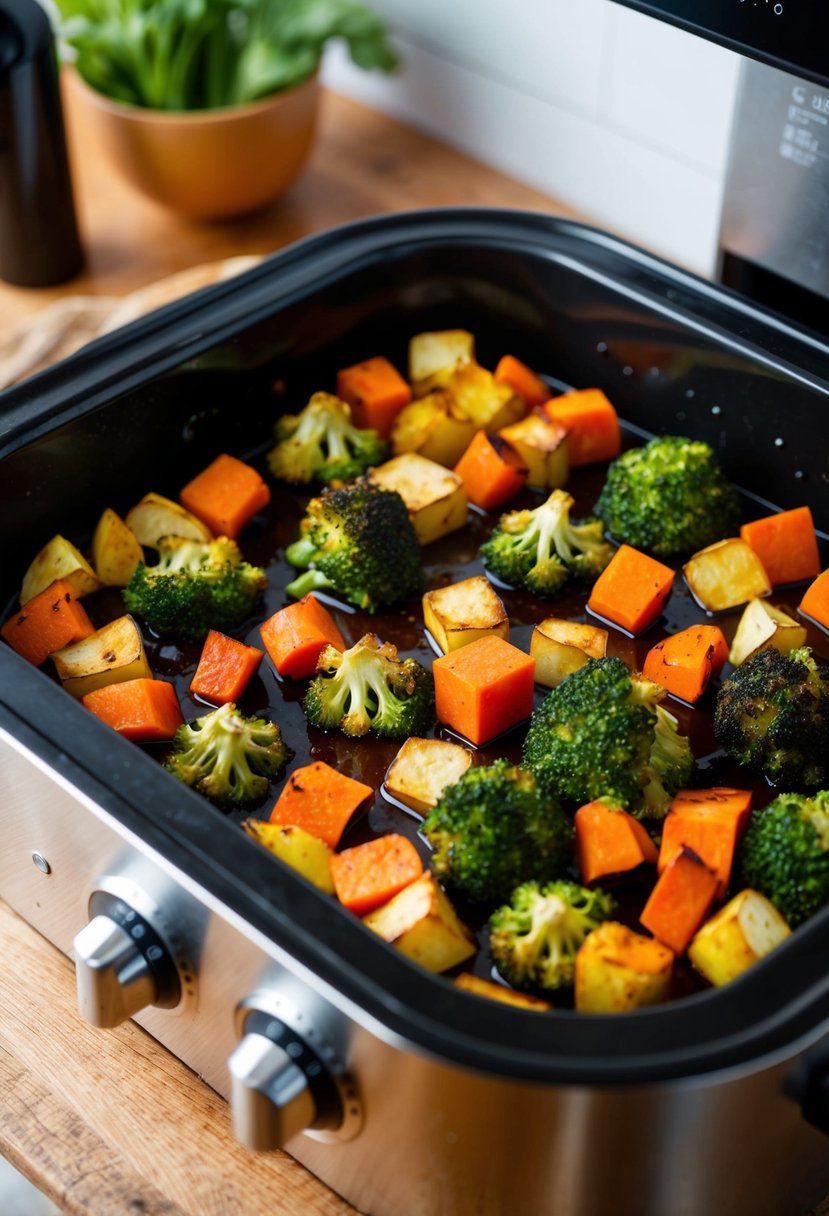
[269,761,373,848]
[575,800,658,884]
[82,678,183,742]
[800,567,829,633]
[190,629,264,705]
[493,355,551,408]
[260,594,347,679]
[740,506,820,587]
[658,787,752,899]
[336,355,412,438]
[433,634,535,746]
[640,846,719,955]
[329,833,423,916]
[180,453,270,540]
[452,429,528,510]
[587,544,675,635]
[2,579,94,667]
[642,623,728,704]
[541,388,621,467]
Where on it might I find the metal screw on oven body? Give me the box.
[31,852,51,875]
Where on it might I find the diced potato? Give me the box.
[21,535,100,605]
[728,598,808,666]
[574,921,674,1013]
[683,538,772,613]
[92,508,145,587]
[125,492,213,548]
[362,872,476,973]
[530,617,608,688]
[423,575,509,654]
[445,360,525,432]
[687,889,791,987]
[408,329,475,394]
[498,413,569,489]
[454,973,551,1011]
[368,453,467,544]
[50,614,151,699]
[242,821,335,894]
[391,390,477,468]
[384,736,473,815]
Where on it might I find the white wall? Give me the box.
[323,0,741,275]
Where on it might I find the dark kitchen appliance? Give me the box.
[0,210,828,1216]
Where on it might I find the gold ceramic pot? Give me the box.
[63,67,320,220]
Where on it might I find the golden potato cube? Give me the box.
[368,453,467,544]
[362,872,476,973]
[21,534,100,605]
[574,921,674,1013]
[408,329,475,394]
[498,413,570,489]
[454,973,551,1011]
[423,575,509,654]
[384,736,473,816]
[92,508,145,587]
[728,598,808,667]
[683,538,772,613]
[530,617,608,688]
[242,821,335,894]
[51,614,152,699]
[445,360,525,431]
[126,492,213,548]
[391,390,478,468]
[688,889,791,987]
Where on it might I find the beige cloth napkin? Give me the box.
[0,255,262,391]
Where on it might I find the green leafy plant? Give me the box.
[56,0,398,111]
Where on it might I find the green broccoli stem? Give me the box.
[285,535,320,568]
[285,569,337,600]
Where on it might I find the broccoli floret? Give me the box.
[489,879,616,993]
[714,646,829,789]
[522,657,694,819]
[595,435,740,557]
[268,392,387,485]
[166,702,292,810]
[284,482,421,611]
[480,489,612,596]
[421,760,574,906]
[739,790,829,927]
[123,536,267,643]
[303,632,434,739]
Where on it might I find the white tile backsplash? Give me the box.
[323,0,742,275]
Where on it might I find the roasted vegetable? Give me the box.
[738,790,829,927]
[268,392,387,485]
[166,702,291,810]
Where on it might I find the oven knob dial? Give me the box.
[73,895,181,1029]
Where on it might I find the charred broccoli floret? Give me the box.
[714,646,829,789]
[421,760,574,906]
[489,879,615,993]
[268,392,387,485]
[595,435,740,557]
[522,657,694,819]
[303,633,434,738]
[123,536,267,643]
[739,790,829,927]
[166,702,291,810]
[284,482,421,611]
[480,488,612,596]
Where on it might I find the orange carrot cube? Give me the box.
[493,355,551,408]
[269,761,373,848]
[433,634,535,745]
[329,833,423,916]
[640,846,719,955]
[575,800,658,884]
[82,678,183,742]
[260,595,347,679]
[336,355,412,438]
[190,630,264,705]
[587,544,675,634]
[180,453,270,540]
[541,388,621,467]
[642,624,728,704]
[658,788,752,900]
[453,429,528,510]
[740,506,820,587]
[2,579,95,667]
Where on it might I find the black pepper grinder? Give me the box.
[0,0,83,286]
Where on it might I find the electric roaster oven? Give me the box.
[0,209,828,1216]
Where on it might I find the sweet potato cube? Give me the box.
[455,972,551,1011]
[190,629,264,705]
[336,355,411,437]
[362,872,476,973]
[740,506,820,588]
[531,617,608,688]
[453,429,528,511]
[260,594,346,679]
[683,538,772,613]
[541,389,621,467]
[728,598,807,667]
[575,921,674,1013]
[384,736,473,816]
[657,787,752,900]
[799,568,829,634]
[242,820,335,893]
[329,833,423,916]
[497,413,569,489]
[2,579,95,667]
[587,544,675,635]
[82,678,183,742]
[575,800,658,884]
[268,761,373,848]
[180,453,270,540]
[493,355,551,409]
[368,452,467,544]
[640,846,719,955]
[642,624,728,705]
[422,575,508,653]
[433,634,535,746]
[687,889,791,986]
